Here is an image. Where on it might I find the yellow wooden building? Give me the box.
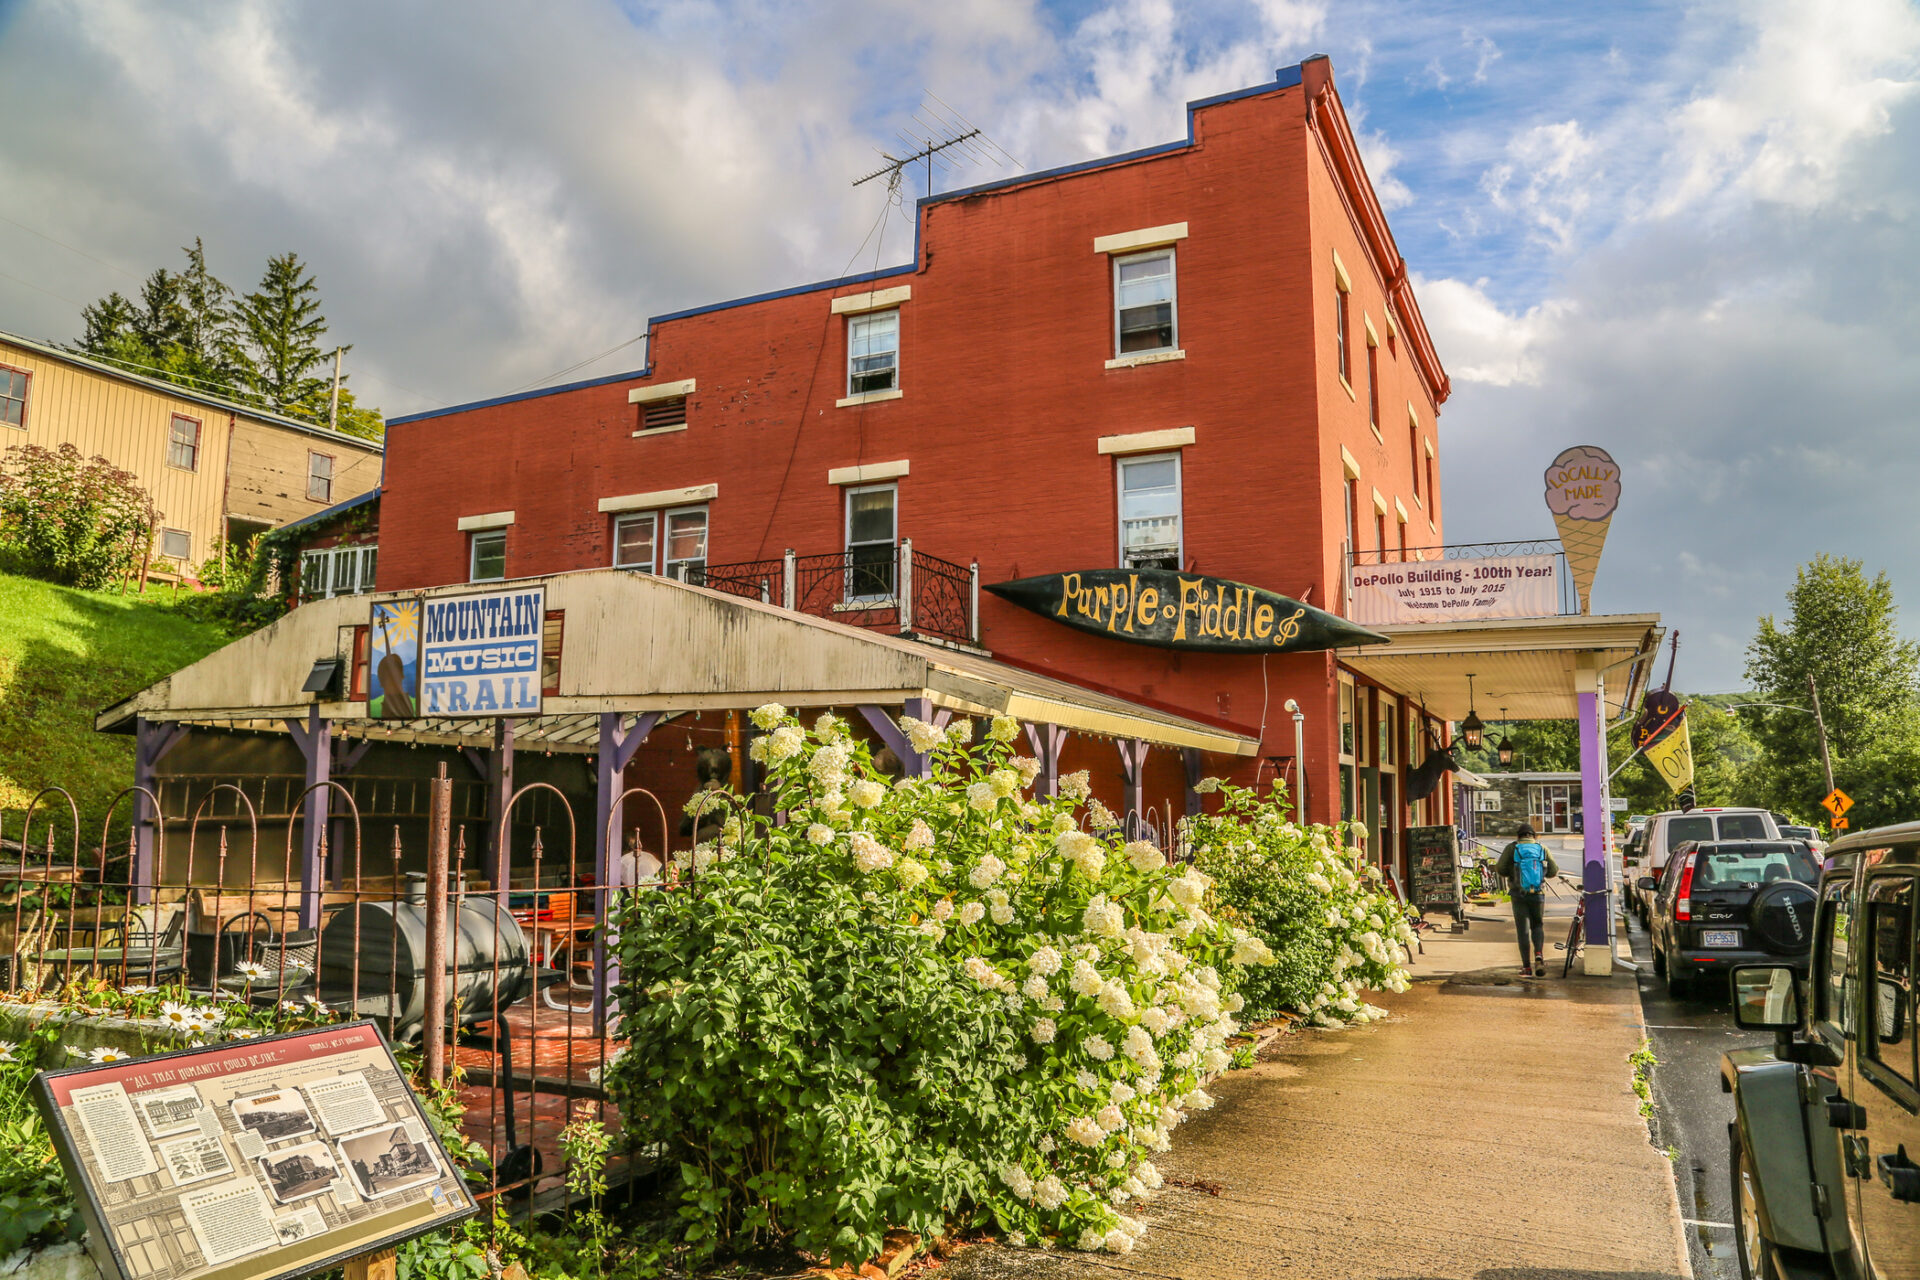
[0,328,381,574]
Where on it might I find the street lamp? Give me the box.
[1460,673,1484,751]
[1495,706,1514,766]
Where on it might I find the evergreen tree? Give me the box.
[238,252,329,410]
[78,291,137,351]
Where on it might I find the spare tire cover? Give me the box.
[1750,880,1818,954]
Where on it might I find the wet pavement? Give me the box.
[947,901,1689,1280]
[1625,911,1769,1279]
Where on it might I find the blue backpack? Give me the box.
[1512,842,1548,892]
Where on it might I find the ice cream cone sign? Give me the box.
[1544,445,1621,614]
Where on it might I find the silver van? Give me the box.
[1629,807,1781,923]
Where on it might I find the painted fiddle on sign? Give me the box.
[986,569,1389,654]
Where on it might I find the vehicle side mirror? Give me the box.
[1637,876,1657,891]
[1730,964,1804,1031]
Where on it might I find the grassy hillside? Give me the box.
[0,573,228,848]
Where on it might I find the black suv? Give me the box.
[1640,840,1819,998]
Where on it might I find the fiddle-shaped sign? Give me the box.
[986,569,1388,654]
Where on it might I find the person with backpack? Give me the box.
[1496,823,1558,976]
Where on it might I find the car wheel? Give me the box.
[1665,951,1690,998]
[1728,1121,1777,1280]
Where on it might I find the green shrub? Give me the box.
[1187,780,1413,1024]
[608,708,1292,1265]
[0,443,157,589]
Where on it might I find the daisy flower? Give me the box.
[158,1001,194,1029]
[232,961,270,981]
[88,1046,132,1064]
[0,1041,16,1062]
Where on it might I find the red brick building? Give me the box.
[377,56,1459,869]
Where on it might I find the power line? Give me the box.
[0,268,87,309]
[507,332,648,395]
[0,212,145,284]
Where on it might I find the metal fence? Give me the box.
[0,774,651,1219]
[688,540,980,646]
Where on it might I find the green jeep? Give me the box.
[1722,826,1920,1278]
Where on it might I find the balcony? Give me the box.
[677,540,981,648]
[1344,539,1577,624]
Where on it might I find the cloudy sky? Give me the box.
[1,0,1915,690]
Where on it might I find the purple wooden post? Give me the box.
[1183,748,1204,817]
[858,699,934,778]
[133,718,187,902]
[594,710,661,1033]
[281,707,332,930]
[1022,723,1067,798]
[487,719,515,906]
[1577,669,1611,962]
[327,738,372,887]
[1117,738,1148,837]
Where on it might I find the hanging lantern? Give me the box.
[1496,735,1515,766]
[1460,673,1484,751]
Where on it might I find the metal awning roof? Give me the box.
[1340,613,1664,723]
[97,568,1261,756]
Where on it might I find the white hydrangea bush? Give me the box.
[1184,778,1414,1026]
[643,706,1279,1256]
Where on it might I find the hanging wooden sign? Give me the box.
[986,569,1388,654]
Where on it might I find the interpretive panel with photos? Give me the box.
[32,1022,474,1280]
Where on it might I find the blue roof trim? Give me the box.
[386,366,650,426]
[276,486,380,535]
[388,62,1309,429]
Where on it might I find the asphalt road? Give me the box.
[1625,907,1772,1279]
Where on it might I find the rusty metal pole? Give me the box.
[422,762,452,1084]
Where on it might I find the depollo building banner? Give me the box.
[1347,555,1562,624]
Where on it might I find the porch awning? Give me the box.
[1340,613,1663,723]
[96,567,1260,756]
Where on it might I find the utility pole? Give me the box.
[327,348,342,432]
[1807,674,1836,796]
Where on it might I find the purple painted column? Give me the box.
[594,710,661,1033]
[857,699,935,778]
[1023,723,1067,798]
[281,707,332,930]
[132,718,187,901]
[1577,667,1611,960]
[1117,738,1148,838]
[1182,748,1204,817]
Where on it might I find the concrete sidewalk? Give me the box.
[950,909,1687,1280]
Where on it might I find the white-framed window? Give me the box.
[663,505,708,579]
[1114,249,1176,356]
[307,451,334,503]
[160,527,192,561]
[1473,790,1503,813]
[299,545,377,602]
[0,365,28,429]
[847,309,899,396]
[613,511,658,571]
[167,415,201,471]
[845,483,897,602]
[1116,451,1181,570]
[470,529,506,582]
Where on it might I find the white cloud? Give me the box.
[1414,275,1566,387]
[1479,120,1597,250]
[1657,0,1920,215]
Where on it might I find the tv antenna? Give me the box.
[853,92,1022,200]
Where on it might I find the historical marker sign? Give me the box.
[986,569,1387,654]
[33,1022,474,1280]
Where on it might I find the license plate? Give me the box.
[1700,930,1741,948]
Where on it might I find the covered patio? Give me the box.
[1342,612,1664,973]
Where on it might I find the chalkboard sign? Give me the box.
[1408,825,1463,916]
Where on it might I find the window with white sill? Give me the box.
[1116,452,1181,571]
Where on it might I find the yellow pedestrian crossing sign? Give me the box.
[1822,789,1853,819]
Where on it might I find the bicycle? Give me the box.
[1551,876,1609,977]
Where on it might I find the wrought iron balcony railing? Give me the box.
[677,540,981,647]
